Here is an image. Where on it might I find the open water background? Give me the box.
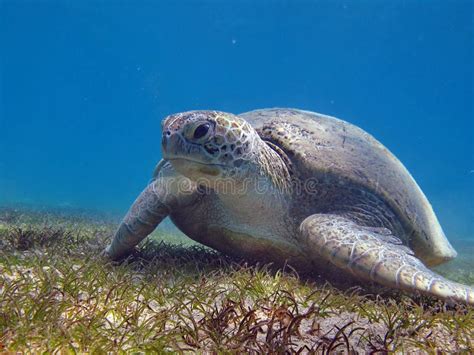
[0,1,472,246]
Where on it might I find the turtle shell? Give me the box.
[238,108,456,266]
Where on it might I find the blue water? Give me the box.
[0,1,472,241]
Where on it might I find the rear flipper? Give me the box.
[299,214,473,305]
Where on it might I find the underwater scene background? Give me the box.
[1,3,473,258]
[1,1,473,352]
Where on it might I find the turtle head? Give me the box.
[161,110,259,182]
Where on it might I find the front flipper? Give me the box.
[104,160,199,260]
[299,214,473,305]
[104,180,170,260]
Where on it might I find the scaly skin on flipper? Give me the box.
[105,180,170,260]
[300,214,473,305]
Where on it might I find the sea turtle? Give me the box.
[104,108,473,305]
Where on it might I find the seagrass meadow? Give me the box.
[0,206,472,353]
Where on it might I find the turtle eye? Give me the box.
[193,123,210,140]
